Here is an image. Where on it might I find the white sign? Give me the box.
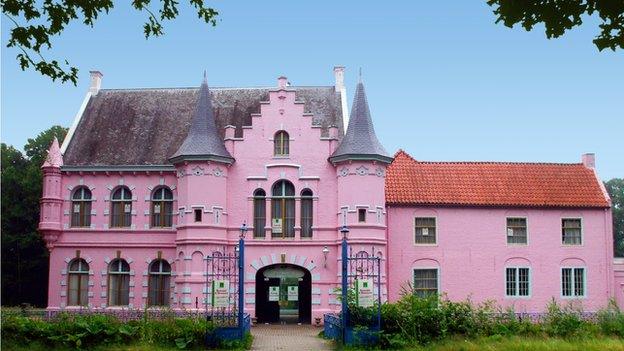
[124,204,132,213]
[154,204,161,214]
[269,286,280,301]
[287,286,298,301]
[356,279,374,307]
[507,228,514,237]
[211,280,229,308]
[422,227,429,236]
[272,218,282,234]
[73,204,81,213]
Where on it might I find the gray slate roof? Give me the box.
[169,76,233,164]
[63,84,344,166]
[329,82,392,164]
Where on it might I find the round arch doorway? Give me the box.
[255,264,311,324]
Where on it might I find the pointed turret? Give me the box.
[169,73,234,164]
[329,80,392,164]
[42,137,63,168]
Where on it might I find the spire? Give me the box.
[329,81,392,164]
[42,137,63,168]
[169,73,234,164]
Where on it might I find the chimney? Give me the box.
[581,153,595,169]
[277,76,288,89]
[89,70,103,94]
[333,66,345,91]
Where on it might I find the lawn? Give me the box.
[412,335,624,351]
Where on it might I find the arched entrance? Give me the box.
[255,264,311,324]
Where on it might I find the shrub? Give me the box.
[597,299,624,337]
[543,299,590,337]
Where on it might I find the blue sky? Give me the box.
[2,1,622,179]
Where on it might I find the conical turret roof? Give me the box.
[329,81,392,164]
[42,137,63,168]
[170,73,234,164]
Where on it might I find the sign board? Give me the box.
[211,279,229,308]
[421,227,429,236]
[272,218,283,234]
[507,228,514,237]
[287,286,298,301]
[356,278,374,307]
[269,286,280,302]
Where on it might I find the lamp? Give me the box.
[340,225,349,240]
[322,246,330,268]
[239,222,248,239]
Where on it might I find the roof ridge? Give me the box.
[99,85,334,92]
[413,161,585,166]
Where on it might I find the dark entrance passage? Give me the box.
[255,264,311,324]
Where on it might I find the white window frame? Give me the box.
[504,266,531,298]
[412,267,440,297]
[561,217,583,246]
[414,216,438,246]
[560,266,587,298]
[505,217,528,246]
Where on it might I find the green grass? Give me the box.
[2,340,251,351]
[414,335,624,351]
[337,335,624,351]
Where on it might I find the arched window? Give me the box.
[67,258,89,306]
[271,180,295,238]
[151,187,173,228]
[274,131,289,156]
[71,187,92,227]
[253,189,266,238]
[148,259,171,306]
[301,189,313,238]
[108,259,130,306]
[111,186,132,228]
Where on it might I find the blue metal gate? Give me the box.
[205,230,249,343]
[340,226,382,345]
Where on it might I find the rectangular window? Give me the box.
[194,209,202,222]
[561,267,585,297]
[413,268,438,298]
[506,217,527,245]
[505,267,530,297]
[562,219,582,245]
[415,217,436,244]
[358,208,366,223]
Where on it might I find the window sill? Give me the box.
[506,243,528,247]
[413,243,438,247]
[272,156,290,159]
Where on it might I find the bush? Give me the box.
[597,299,624,337]
[1,312,214,350]
[543,299,590,338]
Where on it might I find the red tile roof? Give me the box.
[386,150,609,208]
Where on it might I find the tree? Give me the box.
[487,0,624,51]
[605,178,624,257]
[1,126,68,306]
[2,0,219,84]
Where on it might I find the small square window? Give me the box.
[194,209,202,222]
[358,209,366,223]
[506,218,527,245]
[415,217,436,244]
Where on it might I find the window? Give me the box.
[253,189,266,238]
[562,267,585,297]
[413,268,438,298]
[301,189,313,238]
[414,217,436,244]
[108,259,130,306]
[271,180,295,238]
[358,209,367,223]
[506,218,527,245]
[274,131,289,156]
[111,187,132,227]
[151,187,173,228]
[562,219,582,245]
[148,259,171,306]
[67,258,89,306]
[71,187,92,227]
[505,267,530,297]
[194,209,202,222]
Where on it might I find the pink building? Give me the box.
[39,68,617,323]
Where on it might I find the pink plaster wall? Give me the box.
[387,206,614,312]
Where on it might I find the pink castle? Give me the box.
[39,68,620,323]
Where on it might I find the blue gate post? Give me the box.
[238,223,247,340]
[340,225,349,345]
